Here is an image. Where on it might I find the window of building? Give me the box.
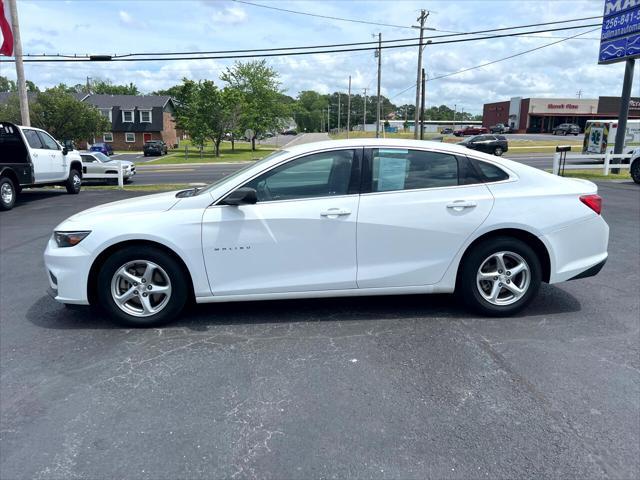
[103,132,113,142]
[139,110,152,123]
[371,149,458,192]
[99,108,112,122]
[125,132,136,143]
[122,110,134,122]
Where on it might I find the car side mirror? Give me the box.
[223,187,258,206]
[62,147,68,155]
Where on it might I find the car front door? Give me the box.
[36,130,66,181]
[202,148,361,296]
[356,147,494,288]
[22,129,54,182]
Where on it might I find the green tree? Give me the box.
[30,87,110,142]
[0,94,28,122]
[91,78,139,95]
[0,75,16,92]
[152,85,183,98]
[26,80,39,93]
[221,60,288,150]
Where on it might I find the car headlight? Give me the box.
[54,231,91,247]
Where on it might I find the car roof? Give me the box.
[284,138,478,156]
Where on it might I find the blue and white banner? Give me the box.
[599,0,640,64]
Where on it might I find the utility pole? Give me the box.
[363,88,368,133]
[327,104,330,133]
[338,93,341,132]
[613,59,635,173]
[347,76,352,139]
[8,0,30,126]
[453,104,457,129]
[86,76,92,94]
[420,68,426,140]
[375,32,382,138]
[413,9,428,139]
[576,89,583,99]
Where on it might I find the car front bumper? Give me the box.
[43,236,92,305]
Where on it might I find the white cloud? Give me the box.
[119,10,133,25]
[211,7,247,25]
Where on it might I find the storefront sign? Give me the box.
[528,98,598,115]
[599,0,640,64]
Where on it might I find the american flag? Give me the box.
[0,0,13,57]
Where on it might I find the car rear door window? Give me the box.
[371,148,458,192]
[244,149,356,202]
[23,129,43,149]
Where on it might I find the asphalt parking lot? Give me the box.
[1,183,638,479]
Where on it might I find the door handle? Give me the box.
[320,208,351,217]
[446,200,477,211]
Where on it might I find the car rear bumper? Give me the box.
[43,237,92,305]
[542,215,609,284]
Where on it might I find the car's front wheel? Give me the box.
[458,237,541,316]
[630,160,640,184]
[494,147,503,156]
[65,169,82,194]
[96,246,188,327]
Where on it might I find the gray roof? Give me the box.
[83,94,172,109]
[0,91,39,105]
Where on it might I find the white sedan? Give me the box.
[44,139,609,326]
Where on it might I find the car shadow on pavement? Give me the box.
[27,283,581,331]
[11,190,69,208]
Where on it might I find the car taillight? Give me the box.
[580,194,602,215]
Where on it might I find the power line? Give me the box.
[2,23,601,63]
[231,0,416,30]
[389,27,600,100]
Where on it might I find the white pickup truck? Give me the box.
[0,122,84,211]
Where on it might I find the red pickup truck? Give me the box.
[453,126,489,137]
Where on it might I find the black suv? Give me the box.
[552,123,580,136]
[143,140,168,156]
[459,134,509,156]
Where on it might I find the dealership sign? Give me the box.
[599,0,640,64]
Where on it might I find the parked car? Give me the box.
[0,122,83,211]
[80,152,136,183]
[282,129,298,135]
[490,123,512,134]
[459,134,509,156]
[453,125,489,136]
[553,123,581,136]
[44,139,609,326]
[90,142,114,156]
[441,127,454,134]
[143,140,168,156]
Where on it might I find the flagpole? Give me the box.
[7,0,29,126]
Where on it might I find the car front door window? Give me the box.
[244,149,355,202]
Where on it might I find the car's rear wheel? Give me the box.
[65,169,82,194]
[494,147,503,156]
[96,246,188,327]
[0,177,16,211]
[458,237,541,316]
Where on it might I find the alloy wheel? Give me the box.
[476,251,530,306]
[110,260,172,317]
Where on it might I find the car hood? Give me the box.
[65,191,182,224]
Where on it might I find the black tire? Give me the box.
[494,147,503,156]
[96,246,188,327]
[65,169,82,194]
[631,160,640,184]
[458,236,542,316]
[0,176,17,211]
[144,153,148,157]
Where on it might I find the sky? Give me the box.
[1,0,639,114]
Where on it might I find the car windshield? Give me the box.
[196,149,290,196]
[92,152,110,162]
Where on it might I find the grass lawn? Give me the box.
[147,145,277,164]
[545,169,631,181]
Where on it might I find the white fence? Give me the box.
[552,151,632,176]
[82,162,125,188]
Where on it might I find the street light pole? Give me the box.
[375,32,382,138]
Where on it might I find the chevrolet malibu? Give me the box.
[44,139,609,327]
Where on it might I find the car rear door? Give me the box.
[356,147,494,288]
[202,148,362,295]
